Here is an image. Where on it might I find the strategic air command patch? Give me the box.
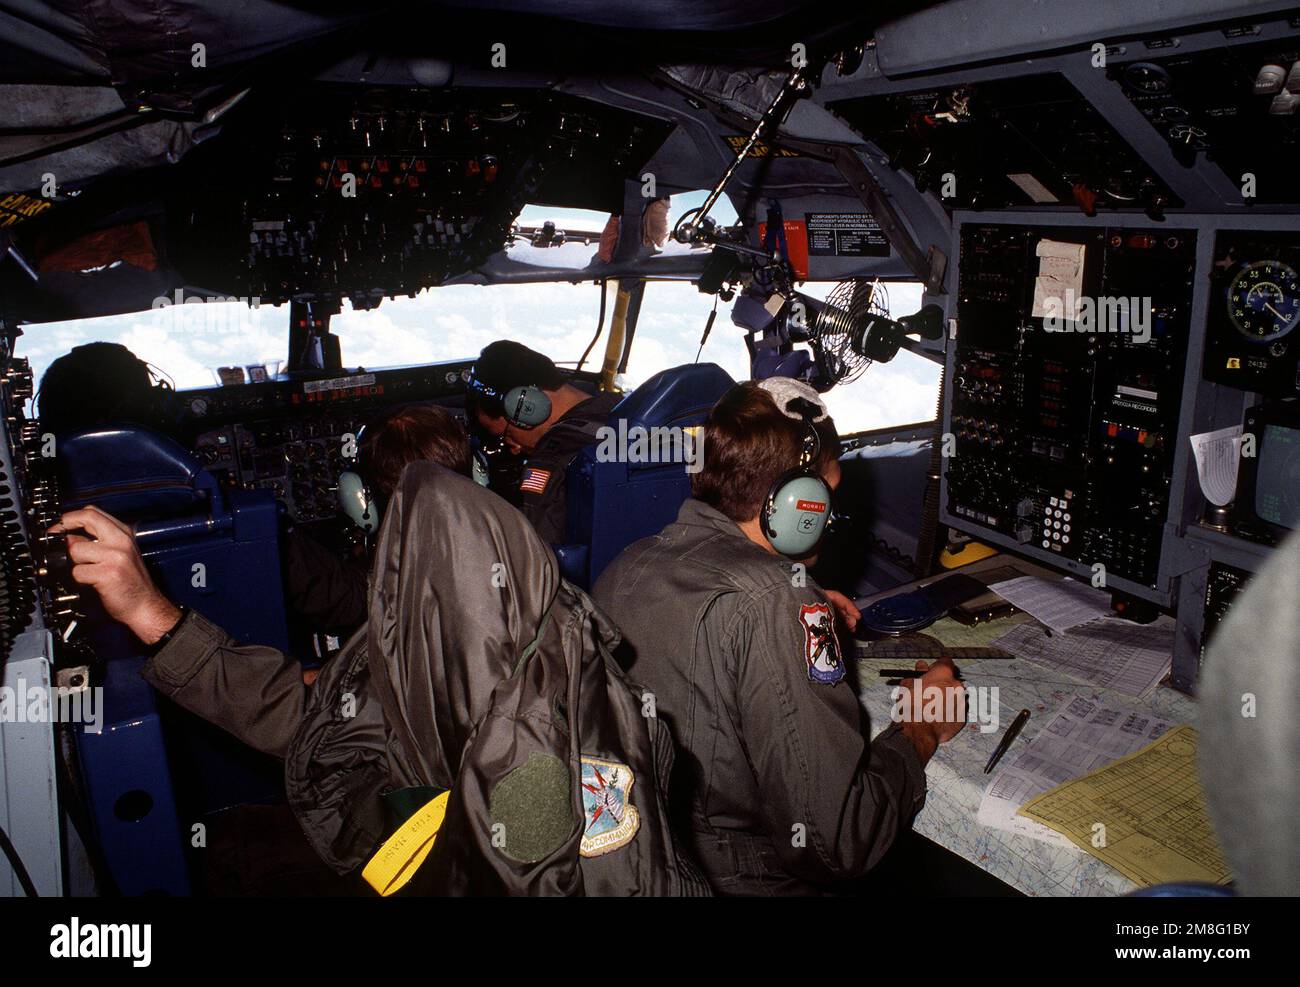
[579,756,640,857]
[799,602,845,685]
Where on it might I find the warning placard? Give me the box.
[805,212,888,258]
[757,219,809,279]
[0,192,53,229]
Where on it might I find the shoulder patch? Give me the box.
[519,466,552,495]
[489,752,573,864]
[579,756,640,857]
[799,602,845,685]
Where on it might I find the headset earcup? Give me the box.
[503,385,552,428]
[338,471,380,535]
[764,471,832,557]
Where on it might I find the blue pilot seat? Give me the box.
[57,425,290,895]
[557,363,734,589]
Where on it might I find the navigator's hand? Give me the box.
[821,589,861,633]
[52,506,181,645]
[896,657,967,764]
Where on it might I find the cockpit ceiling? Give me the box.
[2,1,1298,326]
[1,84,679,320]
[0,1,894,88]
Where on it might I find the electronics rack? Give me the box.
[0,345,67,896]
[940,212,1300,692]
[942,217,1198,606]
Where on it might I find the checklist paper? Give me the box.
[978,695,1178,847]
[1030,238,1086,320]
[1189,424,1244,507]
[991,615,1175,698]
[987,575,1111,635]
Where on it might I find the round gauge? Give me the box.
[1227,260,1300,341]
[1167,123,1209,150]
[1122,62,1172,95]
[189,397,210,416]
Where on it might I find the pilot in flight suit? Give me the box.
[56,464,706,895]
[468,340,619,545]
[594,379,964,895]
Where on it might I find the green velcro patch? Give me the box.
[489,752,573,864]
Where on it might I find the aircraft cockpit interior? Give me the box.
[0,0,1296,938]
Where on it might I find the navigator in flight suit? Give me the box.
[594,496,927,896]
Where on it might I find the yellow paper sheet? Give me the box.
[1018,725,1232,888]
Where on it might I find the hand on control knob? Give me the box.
[49,506,181,645]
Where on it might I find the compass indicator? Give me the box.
[1227,260,1300,341]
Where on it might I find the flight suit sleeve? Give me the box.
[519,462,568,546]
[140,609,308,759]
[283,527,369,633]
[732,588,927,885]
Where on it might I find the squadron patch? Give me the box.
[799,602,845,685]
[579,756,640,857]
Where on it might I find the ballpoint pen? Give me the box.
[984,708,1031,774]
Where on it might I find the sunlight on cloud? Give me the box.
[19,275,939,434]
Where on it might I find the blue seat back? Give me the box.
[562,363,734,588]
[57,426,290,895]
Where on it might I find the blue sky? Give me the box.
[17,192,940,433]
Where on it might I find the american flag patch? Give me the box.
[520,467,551,494]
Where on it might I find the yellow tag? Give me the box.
[1226,357,1241,369]
[361,791,451,897]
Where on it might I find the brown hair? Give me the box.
[691,382,840,522]
[360,404,471,499]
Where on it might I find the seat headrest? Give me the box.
[611,362,734,431]
[57,426,216,519]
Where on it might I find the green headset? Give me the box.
[758,384,834,558]
[337,415,490,536]
[465,371,553,430]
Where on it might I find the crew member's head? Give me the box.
[339,404,473,535]
[358,404,472,506]
[38,342,168,436]
[692,379,841,558]
[467,340,568,456]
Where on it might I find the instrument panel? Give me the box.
[828,73,1179,217]
[176,88,672,305]
[1203,231,1300,397]
[1110,40,1300,204]
[183,362,474,524]
[945,223,1197,593]
[0,352,82,661]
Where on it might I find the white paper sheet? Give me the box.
[987,576,1111,635]
[992,615,1175,698]
[1190,424,1244,507]
[1030,238,1086,319]
[978,694,1178,846]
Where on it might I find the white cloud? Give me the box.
[19,278,940,433]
